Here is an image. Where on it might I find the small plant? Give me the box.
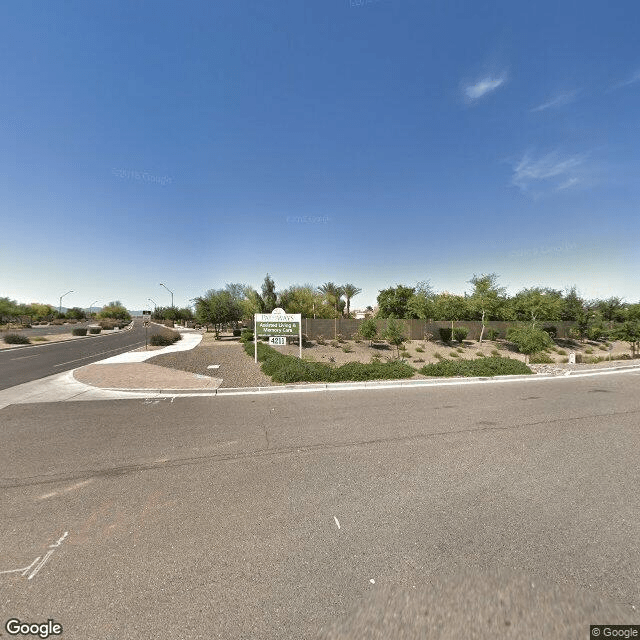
[415,347,424,353]
[400,350,410,358]
[456,346,464,353]
[330,340,340,348]
[556,349,567,355]
[32,336,47,342]
[476,351,484,357]
[354,337,362,343]
[491,349,500,356]
[72,327,88,336]
[434,351,442,359]
[383,318,407,357]
[3,333,30,344]
[485,328,500,341]
[413,358,425,363]
[240,330,254,342]
[336,333,346,343]
[438,327,452,343]
[423,332,434,342]
[529,353,554,364]
[585,347,593,354]
[560,357,569,363]
[598,344,607,351]
[342,345,353,353]
[315,334,326,345]
[370,355,382,364]
[358,317,378,346]
[328,356,336,363]
[88,327,101,334]
[452,326,469,343]
[449,351,459,358]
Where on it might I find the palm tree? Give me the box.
[341,283,362,318]
[317,282,344,317]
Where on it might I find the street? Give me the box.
[1,371,639,638]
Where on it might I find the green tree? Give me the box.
[261,274,278,313]
[467,273,507,343]
[561,286,585,321]
[432,292,470,336]
[194,289,243,338]
[510,288,564,327]
[341,284,362,318]
[594,297,627,326]
[318,282,344,318]
[506,325,553,363]
[65,307,86,320]
[407,281,435,319]
[614,321,640,358]
[358,316,378,346]
[277,284,319,317]
[383,317,407,357]
[99,301,131,321]
[376,285,416,319]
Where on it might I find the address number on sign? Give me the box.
[269,336,287,346]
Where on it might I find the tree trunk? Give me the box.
[479,310,486,343]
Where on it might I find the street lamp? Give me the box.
[89,300,98,318]
[148,298,157,311]
[59,290,73,315]
[159,283,174,308]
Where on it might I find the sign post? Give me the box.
[254,309,302,363]
[143,310,151,350]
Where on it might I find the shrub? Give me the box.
[449,351,459,358]
[149,331,182,346]
[452,326,469,343]
[240,330,254,342]
[233,329,242,337]
[423,332,434,342]
[413,358,425,363]
[506,326,553,356]
[88,327,101,334]
[491,349,500,356]
[383,318,407,356]
[98,319,118,330]
[330,340,340,348]
[72,327,88,336]
[400,350,410,358]
[336,333,346,343]
[315,334,326,345]
[354,337,362,343]
[434,351,443,359]
[529,353,554,364]
[438,327,452,343]
[32,336,47,342]
[587,325,607,341]
[598,344,607,351]
[557,349,567,355]
[560,357,569,363]
[415,347,424,353]
[342,345,353,353]
[358,317,378,345]
[419,356,532,377]
[585,347,593,354]
[244,340,414,383]
[476,351,484,357]
[541,326,557,339]
[3,333,30,344]
[485,328,500,341]
[456,346,464,353]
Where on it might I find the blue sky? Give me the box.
[1,0,638,311]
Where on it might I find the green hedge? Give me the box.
[3,333,30,344]
[149,331,182,346]
[72,327,88,336]
[88,327,101,334]
[419,356,532,377]
[243,341,415,383]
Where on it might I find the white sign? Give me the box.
[269,336,286,346]
[254,312,302,362]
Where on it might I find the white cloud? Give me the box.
[465,77,505,100]
[613,69,640,90]
[512,151,585,193]
[530,90,579,112]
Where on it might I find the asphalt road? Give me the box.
[1,371,639,638]
[0,323,93,337]
[0,320,159,390]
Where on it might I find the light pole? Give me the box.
[159,283,174,308]
[59,290,73,315]
[148,298,157,311]
[89,300,98,318]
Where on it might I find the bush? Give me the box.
[32,336,48,342]
[456,346,464,353]
[585,347,593,354]
[598,344,608,351]
[587,325,607,341]
[485,328,500,341]
[434,351,443,359]
[3,333,30,344]
[419,356,532,377]
[244,340,415,383]
[476,351,484,357]
[400,350,410,358]
[415,347,424,353]
[72,327,88,336]
[358,317,378,344]
[233,329,242,337]
[557,349,567,355]
[342,345,353,353]
[423,332,434,342]
[506,326,553,355]
[541,326,557,339]
[529,353,554,364]
[149,331,182,346]
[452,326,469,343]
[88,327,101,334]
[491,349,500,356]
[240,330,254,342]
[315,334,326,345]
[449,351,459,357]
[438,327,452,343]
[336,333,346,343]
[98,319,118,330]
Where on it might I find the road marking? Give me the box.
[37,479,93,500]
[334,516,341,529]
[207,364,220,369]
[0,532,69,581]
[10,354,40,360]
[53,345,139,367]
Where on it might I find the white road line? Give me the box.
[334,516,341,529]
[53,345,138,367]
[0,556,41,576]
[10,354,40,361]
[27,550,55,580]
[38,480,93,500]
